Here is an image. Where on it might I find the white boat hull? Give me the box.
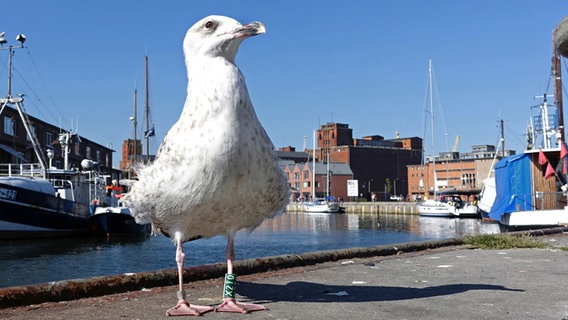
[303,203,340,213]
[417,201,454,217]
[499,207,568,227]
[418,200,479,218]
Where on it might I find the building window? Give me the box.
[294,182,299,189]
[303,170,309,179]
[74,142,81,155]
[86,146,92,159]
[293,172,299,180]
[96,150,101,162]
[45,132,55,147]
[3,117,16,136]
[26,126,37,142]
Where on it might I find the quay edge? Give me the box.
[1,227,567,309]
[287,202,419,214]
[0,238,461,308]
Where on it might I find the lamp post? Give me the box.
[394,178,398,197]
[46,149,53,169]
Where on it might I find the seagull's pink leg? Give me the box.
[167,233,213,316]
[215,234,266,314]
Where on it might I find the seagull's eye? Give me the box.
[205,21,214,29]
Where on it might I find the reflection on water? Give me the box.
[0,212,500,288]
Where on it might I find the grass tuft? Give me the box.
[463,233,547,249]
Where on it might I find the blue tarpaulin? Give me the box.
[488,153,532,221]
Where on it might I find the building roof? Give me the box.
[276,150,310,161]
[301,162,353,176]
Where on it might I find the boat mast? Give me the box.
[145,55,150,162]
[428,59,437,198]
[312,130,316,200]
[326,152,330,199]
[500,119,505,157]
[132,88,137,169]
[0,33,48,177]
[553,45,565,143]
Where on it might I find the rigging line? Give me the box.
[421,63,430,166]
[15,47,69,127]
[429,62,451,153]
[10,59,54,122]
[504,122,526,149]
[544,63,552,95]
[0,55,7,81]
[23,47,71,130]
[22,49,60,110]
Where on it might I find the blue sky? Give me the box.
[1,1,567,168]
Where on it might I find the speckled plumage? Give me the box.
[122,15,288,243]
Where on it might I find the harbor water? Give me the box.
[0,212,501,288]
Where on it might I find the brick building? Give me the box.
[308,122,423,200]
[119,138,156,177]
[283,161,353,201]
[407,145,515,201]
[0,104,115,174]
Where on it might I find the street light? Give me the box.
[46,149,53,169]
[394,178,398,197]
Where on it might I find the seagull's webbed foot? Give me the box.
[166,299,214,316]
[215,298,266,314]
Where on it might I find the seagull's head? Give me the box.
[184,15,266,63]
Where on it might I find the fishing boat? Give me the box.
[417,59,479,217]
[481,151,568,228]
[480,20,568,228]
[89,56,154,237]
[0,34,116,239]
[88,181,150,237]
[0,142,108,239]
[480,99,568,227]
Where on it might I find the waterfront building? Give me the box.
[311,122,423,201]
[407,144,516,201]
[0,104,115,175]
[119,138,156,177]
[282,161,353,201]
[279,122,517,203]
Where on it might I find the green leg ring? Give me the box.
[223,273,237,299]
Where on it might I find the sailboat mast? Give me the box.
[428,59,437,198]
[145,55,150,162]
[312,130,316,200]
[326,152,329,198]
[553,46,564,143]
[132,88,137,166]
[500,119,505,158]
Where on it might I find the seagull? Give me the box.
[121,15,288,316]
